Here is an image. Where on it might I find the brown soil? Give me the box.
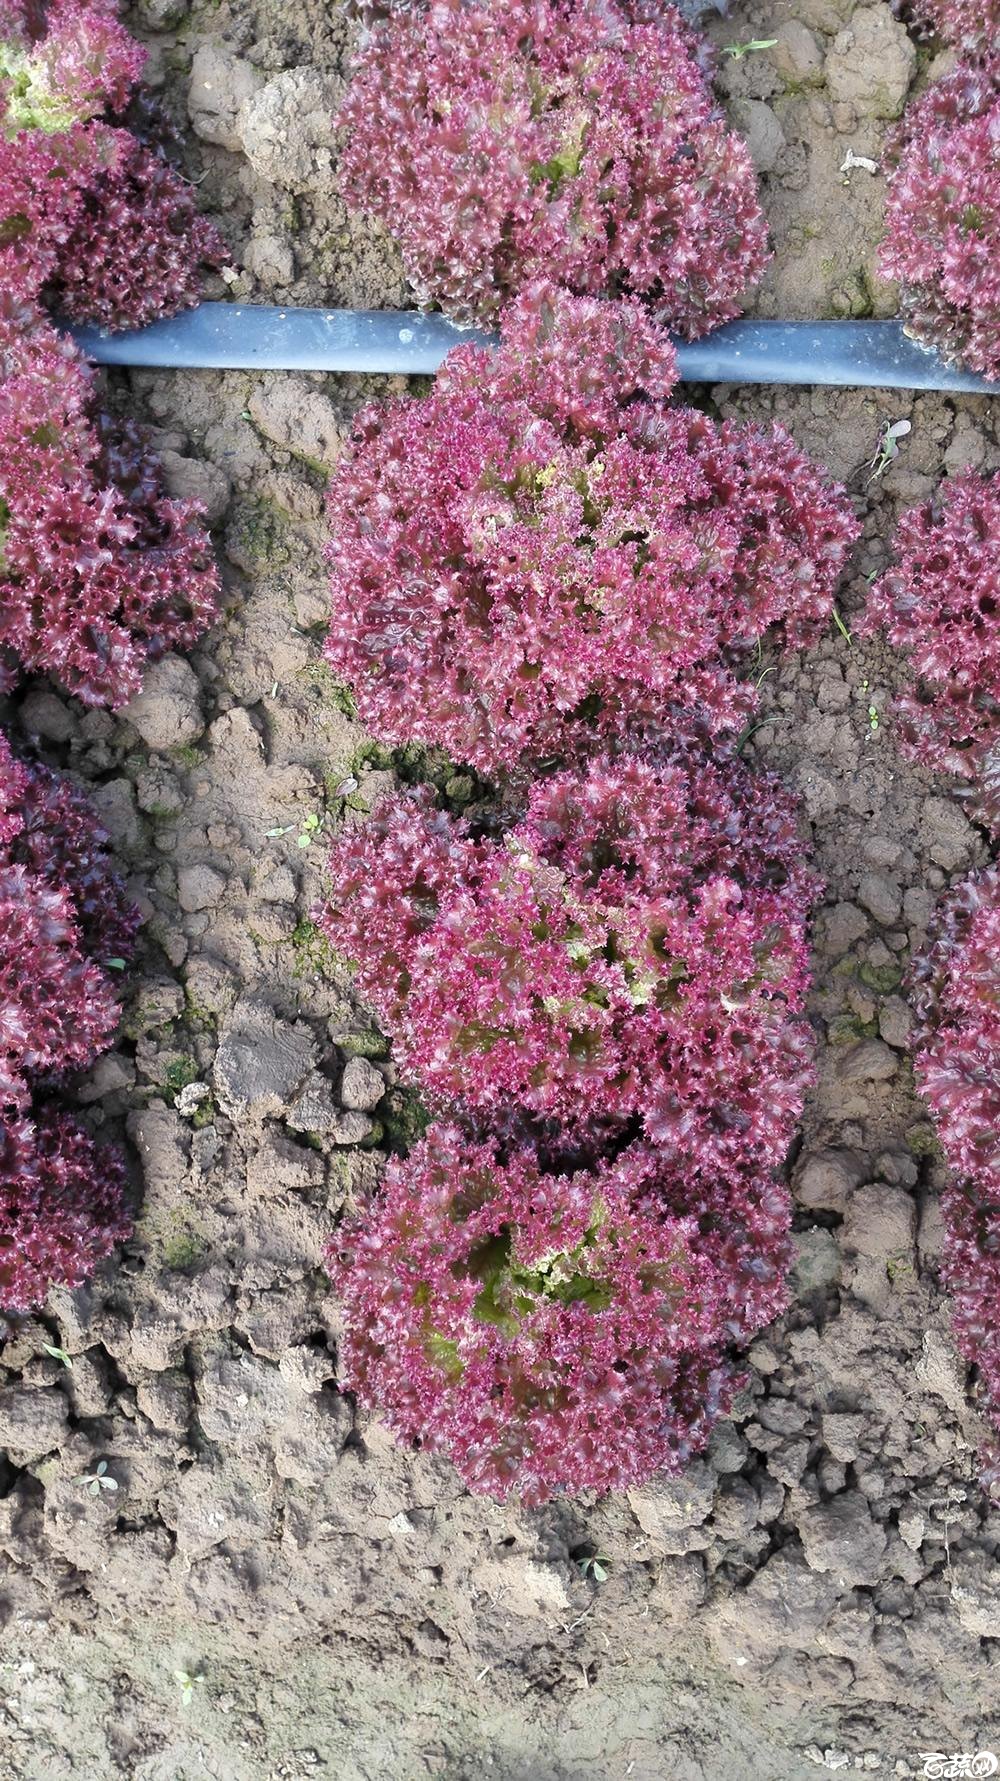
[2,2,999,1776]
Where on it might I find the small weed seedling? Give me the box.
[832,607,853,646]
[578,1554,611,1584]
[75,1460,118,1498]
[751,641,777,693]
[265,810,326,849]
[867,419,911,484]
[297,811,323,849]
[174,1669,204,1708]
[41,1343,72,1370]
[723,38,777,59]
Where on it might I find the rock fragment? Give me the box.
[800,1491,887,1586]
[214,1002,317,1119]
[824,6,916,119]
[189,46,263,152]
[340,1056,385,1112]
[123,656,204,752]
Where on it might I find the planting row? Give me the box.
[324,2,1000,1497]
[319,283,1000,1500]
[320,288,846,1499]
[0,732,135,1312]
[0,0,221,1309]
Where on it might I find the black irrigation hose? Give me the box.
[70,303,1000,393]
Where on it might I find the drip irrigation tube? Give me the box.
[70,303,1000,393]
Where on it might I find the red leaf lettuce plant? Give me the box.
[321,748,817,1171]
[0,0,222,707]
[330,1123,791,1503]
[0,0,224,327]
[920,2,1000,57]
[0,296,219,706]
[326,287,857,779]
[862,470,1000,836]
[911,867,1000,1483]
[880,58,1000,380]
[0,732,136,1313]
[336,0,768,331]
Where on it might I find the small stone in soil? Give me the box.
[835,1039,897,1082]
[799,1490,887,1587]
[160,451,232,527]
[918,798,977,872]
[177,864,227,912]
[795,1147,866,1215]
[792,1229,842,1294]
[214,1004,317,1118]
[123,656,205,753]
[19,689,76,743]
[878,996,912,1049]
[857,870,902,927]
[339,1056,386,1112]
[841,1183,916,1262]
[818,902,869,957]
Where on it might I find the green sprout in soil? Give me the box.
[907,1122,943,1161]
[867,418,911,484]
[381,1084,430,1156]
[75,1460,118,1497]
[297,811,323,849]
[183,991,218,1033]
[225,497,291,570]
[723,38,777,59]
[179,1086,216,1131]
[174,1670,204,1708]
[336,1029,389,1060]
[859,959,904,994]
[578,1553,611,1583]
[832,607,853,646]
[827,1012,879,1044]
[265,810,327,849]
[329,681,358,719]
[170,744,203,771]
